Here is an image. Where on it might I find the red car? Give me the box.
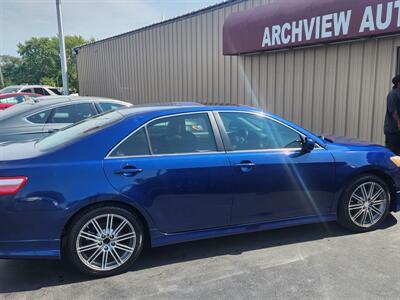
[0,93,41,110]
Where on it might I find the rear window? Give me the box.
[36,111,123,151]
[98,102,126,113]
[0,96,24,104]
[49,88,62,95]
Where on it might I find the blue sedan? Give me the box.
[1,104,400,276]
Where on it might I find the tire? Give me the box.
[65,206,144,277]
[338,174,391,233]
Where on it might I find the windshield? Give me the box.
[36,111,123,151]
[0,87,20,93]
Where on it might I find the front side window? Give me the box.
[22,88,33,93]
[219,112,303,151]
[147,113,217,154]
[33,88,46,95]
[49,103,95,124]
[109,128,150,157]
[26,109,52,124]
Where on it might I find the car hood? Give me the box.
[322,135,388,152]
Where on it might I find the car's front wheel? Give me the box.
[338,175,391,232]
[66,206,144,277]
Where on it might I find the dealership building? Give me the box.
[75,0,400,144]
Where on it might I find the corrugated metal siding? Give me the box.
[76,0,400,144]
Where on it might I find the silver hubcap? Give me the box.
[348,182,388,228]
[76,214,136,271]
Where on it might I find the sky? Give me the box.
[0,0,222,56]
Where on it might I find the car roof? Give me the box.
[0,96,130,121]
[118,103,262,118]
[5,85,55,88]
[0,92,41,97]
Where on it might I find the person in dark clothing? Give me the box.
[384,75,400,155]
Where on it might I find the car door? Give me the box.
[103,112,233,233]
[215,111,335,225]
[42,102,97,134]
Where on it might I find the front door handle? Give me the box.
[236,161,256,172]
[236,162,256,168]
[114,166,143,177]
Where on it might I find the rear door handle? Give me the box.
[114,167,143,177]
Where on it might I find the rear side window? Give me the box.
[22,88,33,93]
[49,103,95,124]
[27,109,52,124]
[109,128,150,157]
[98,102,125,113]
[147,113,217,154]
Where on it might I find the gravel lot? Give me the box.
[1,213,400,300]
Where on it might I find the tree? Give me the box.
[1,35,92,92]
[0,55,23,87]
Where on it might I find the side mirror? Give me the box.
[301,137,315,154]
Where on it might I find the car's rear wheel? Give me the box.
[66,206,144,277]
[338,175,391,232]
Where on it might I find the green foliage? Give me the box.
[0,35,92,92]
[0,55,23,87]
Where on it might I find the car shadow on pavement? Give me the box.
[0,214,397,294]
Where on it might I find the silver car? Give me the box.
[0,96,131,143]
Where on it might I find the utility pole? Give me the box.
[0,63,4,89]
[56,0,69,95]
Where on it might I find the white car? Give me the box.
[0,85,62,96]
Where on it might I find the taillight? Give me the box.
[0,177,28,195]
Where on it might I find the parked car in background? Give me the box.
[0,104,399,277]
[0,93,42,110]
[0,96,131,143]
[0,85,62,96]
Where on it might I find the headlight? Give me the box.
[390,156,400,167]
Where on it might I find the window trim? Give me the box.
[105,111,223,159]
[213,110,324,153]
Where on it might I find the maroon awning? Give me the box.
[223,0,400,55]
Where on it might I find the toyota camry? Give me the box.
[1,104,399,276]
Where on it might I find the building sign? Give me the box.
[223,0,400,55]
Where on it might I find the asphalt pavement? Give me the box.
[1,214,400,300]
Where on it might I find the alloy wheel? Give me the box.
[76,214,137,271]
[348,182,389,228]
